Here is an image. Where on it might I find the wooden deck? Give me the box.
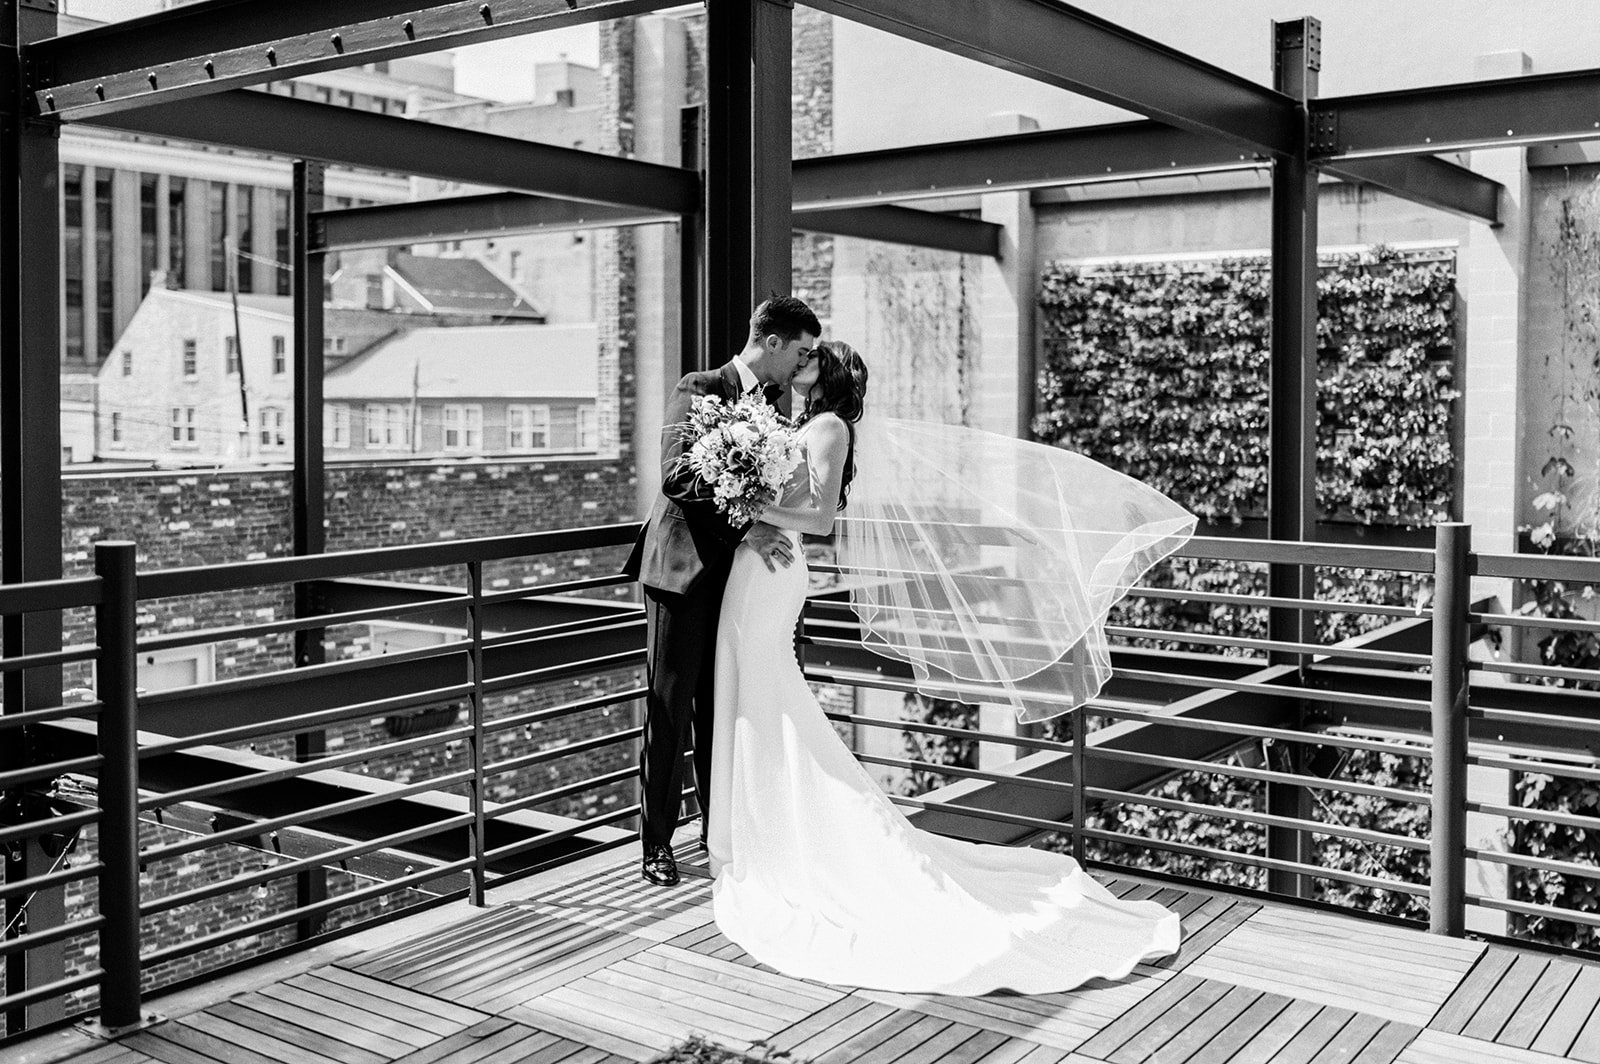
[27,834,1600,1064]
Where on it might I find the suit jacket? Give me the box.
[624,361,766,595]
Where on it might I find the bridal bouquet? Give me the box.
[676,393,802,527]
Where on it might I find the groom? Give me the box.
[623,296,822,886]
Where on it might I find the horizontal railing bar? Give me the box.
[0,574,103,614]
[0,808,99,849]
[1466,754,1600,783]
[885,794,1071,835]
[0,700,102,732]
[0,968,103,1017]
[137,592,475,653]
[1467,894,1600,929]
[1090,746,1432,805]
[1475,551,1600,582]
[138,523,640,599]
[139,858,473,968]
[483,648,645,694]
[1081,826,1432,896]
[1105,625,1431,666]
[0,643,100,672]
[1470,611,1600,636]
[476,573,635,606]
[137,681,475,757]
[139,636,470,710]
[1467,801,1600,831]
[484,726,644,779]
[1468,706,1600,735]
[482,686,646,738]
[1087,704,1434,758]
[0,861,104,903]
[1474,659,1600,684]
[0,756,102,791]
[482,803,643,864]
[1086,786,1431,851]
[482,766,639,822]
[141,771,479,862]
[141,813,478,918]
[482,616,643,654]
[1176,535,1435,572]
[853,751,1077,792]
[822,707,1077,754]
[1115,668,1431,712]
[141,729,476,811]
[482,833,639,893]
[1465,846,1600,882]
[1127,585,1430,620]
[806,636,1088,706]
[0,914,106,959]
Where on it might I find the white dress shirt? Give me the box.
[732,356,761,395]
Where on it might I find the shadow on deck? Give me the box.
[18,829,1599,1064]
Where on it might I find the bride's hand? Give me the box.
[743,522,795,573]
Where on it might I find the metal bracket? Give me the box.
[1273,17,1322,75]
[1310,109,1339,154]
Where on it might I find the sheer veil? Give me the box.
[835,414,1197,723]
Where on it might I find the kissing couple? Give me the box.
[622,295,1198,995]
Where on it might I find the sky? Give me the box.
[451,26,602,102]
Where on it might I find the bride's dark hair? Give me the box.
[799,341,868,510]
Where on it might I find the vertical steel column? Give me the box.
[93,542,142,1032]
[705,0,754,359]
[679,105,704,377]
[1430,522,1470,936]
[466,561,487,907]
[1264,16,1320,900]
[290,159,327,936]
[751,0,793,302]
[3,0,64,1035]
[1070,708,1087,864]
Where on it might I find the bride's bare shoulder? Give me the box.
[803,412,850,449]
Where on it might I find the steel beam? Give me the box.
[1311,68,1600,159]
[1325,155,1501,227]
[705,0,754,358]
[807,0,1298,157]
[315,193,675,252]
[88,91,697,215]
[794,205,1002,257]
[26,0,679,121]
[752,0,793,301]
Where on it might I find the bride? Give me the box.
[706,340,1195,996]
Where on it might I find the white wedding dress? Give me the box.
[706,418,1180,996]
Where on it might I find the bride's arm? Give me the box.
[755,416,850,536]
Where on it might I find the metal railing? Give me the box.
[6,519,1600,1039]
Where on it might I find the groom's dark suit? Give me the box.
[623,360,776,848]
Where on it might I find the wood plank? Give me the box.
[61,1044,148,1064]
[1225,999,1327,1064]
[766,996,880,1055]
[405,915,606,994]
[1309,1011,1387,1064]
[142,1021,280,1064]
[664,923,726,952]
[778,1001,899,1059]
[1496,959,1581,1050]
[507,1035,592,1064]
[191,1005,387,1064]
[1264,1006,1357,1064]
[544,978,758,1045]
[1395,1028,1574,1064]
[309,967,487,1030]
[1197,935,1471,991]
[969,1038,1049,1064]
[578,965,785,1037]
[647,944,844,1007]
[1571,997,1600,1064]
[472,1030,566,1064]
[371,1019,522,1064]
[1350,1021,1423,1064]
[224,992,416,1060]
[1462,956,1551,1042]
[1188,993,1292,1064]
[1074,973,1209,1060]
[468,931,656,1012]
[429,921,630,1000]
[625,948,823,1017]
[290,970,476,1039]
[121,1030,222,1064]
[504,999,664,1062]
[850,1014,954,1064]
[1163,900,1257,971]
[1531,963,1600,1057]
[895,1023,1009,1064]
[351,908,532,979]
[607,956,809,1023]
[1242,909,1483,964]
[256,982,436,1050]
[1105,977,1233,1064]
[1140,983,1261,1064]
[1430,948,1516,1034]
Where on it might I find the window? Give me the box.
[63,165,85,364]
[258,406,286,450]
[167,176,187,288]
[234,185,254,293]
[224,335,239,375]
[110,412,123,446]
[120,349,132,377]
[442,405,482,453]
[273,190,291,295]
[272,335,287,375]
[576,405,598,450]
[323,335,347,355]
[170,407,197,448]
[508,251,523,281]
[139,173,158,296]
[182,338,197,377]
[95,171,114,362]
[325,404,350,449]
[364,404,409,449]
[506,404,549,452]
[208,182,227,291]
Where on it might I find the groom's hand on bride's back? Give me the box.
[743,523,795,572]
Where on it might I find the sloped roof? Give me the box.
[389,252,542,318]
[162,289,294,320]
[324,323,598,401]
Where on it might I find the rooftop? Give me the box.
[388,252,542,320]
[324,322,599,400]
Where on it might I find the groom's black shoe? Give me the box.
[642,843,679,886]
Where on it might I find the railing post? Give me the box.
[1070,707,1087,864]
[93,542,143,1031]
[467,561,487,907]
[1430,521,1470,936]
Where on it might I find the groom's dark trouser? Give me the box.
[639,579,722,849]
